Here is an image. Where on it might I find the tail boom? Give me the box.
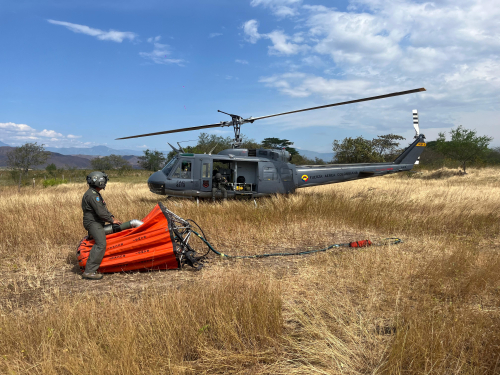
[295,134,426,188]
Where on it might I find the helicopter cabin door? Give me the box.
[280,167,295,193]
[200,159,212,193]
[258,162,284,194]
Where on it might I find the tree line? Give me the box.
[4,125,498,191]
[333,126,496,173]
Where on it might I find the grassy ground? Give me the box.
[0,169,153,187]
[0,168,499,374]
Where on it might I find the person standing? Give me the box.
[81,171,122,280]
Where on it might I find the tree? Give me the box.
[435,125,493,173]
[91,154,132,171]
[45,163,57,176]
[484,147,500,166]
[261,137,298,156]
[332,136,384,163]
[7,142,50,191]
[419,141,446,168]
[371,134,405,161]
[138,149,166,171]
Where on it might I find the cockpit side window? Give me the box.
[161,157,178,176]
[172,160,192,179]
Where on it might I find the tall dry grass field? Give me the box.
[0,168,499,374]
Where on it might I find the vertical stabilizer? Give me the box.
[394,110,426,165]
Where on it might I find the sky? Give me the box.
[1,0,499,153]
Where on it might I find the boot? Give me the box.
[82,272,104,280]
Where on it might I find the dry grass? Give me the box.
[0,167,499,374]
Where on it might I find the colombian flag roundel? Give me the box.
[301,174,309,182]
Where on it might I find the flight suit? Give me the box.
[81,187,114,273]
[212,172,228,201]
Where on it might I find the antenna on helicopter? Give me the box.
[167,142,181,154]
[176,142,186,153]
[208,142,219,155]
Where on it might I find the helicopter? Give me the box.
[117,88,427,200]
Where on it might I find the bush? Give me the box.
[43,178,68,188]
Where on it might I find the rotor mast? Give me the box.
[217,110,254,148]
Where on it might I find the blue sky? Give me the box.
[1,0,499,153]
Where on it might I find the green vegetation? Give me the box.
[138,149,166,171]
[6,142,50,192]
[45,163,57,176]
[333,135,383,163]
[261,137,298,156]
[90,154,132,172]
[42,178,68,187]
[332,134,405,163]
[435,125,493,173]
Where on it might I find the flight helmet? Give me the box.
[87,171,109,189]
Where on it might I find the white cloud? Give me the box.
[243,20,307,55]
[260,72,378,99]
[47,19,137,43]
[0,122,87,146]
[266,30,309,55]
[0,122,34,133]
[235,59,249,64]
[38,129,63,138]
[243,0,500,143]
[140,36,185,65]
[147,35,161,43]
[209,32,223,38]
[250,0,302,17]
[243,20,262,43]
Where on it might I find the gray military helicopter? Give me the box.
[117,88,427,199]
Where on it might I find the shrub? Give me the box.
[43,178,68,188]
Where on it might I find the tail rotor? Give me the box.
[413,109,420,137]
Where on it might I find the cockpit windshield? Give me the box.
[161,157,177,176]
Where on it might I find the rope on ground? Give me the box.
[190,230,402,259]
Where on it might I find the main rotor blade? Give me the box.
[116,123,224,140]
[249,88,426,122]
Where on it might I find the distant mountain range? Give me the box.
[0,141,9,147]
[0,146,92,169]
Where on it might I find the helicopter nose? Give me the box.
[148,171,167,194]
